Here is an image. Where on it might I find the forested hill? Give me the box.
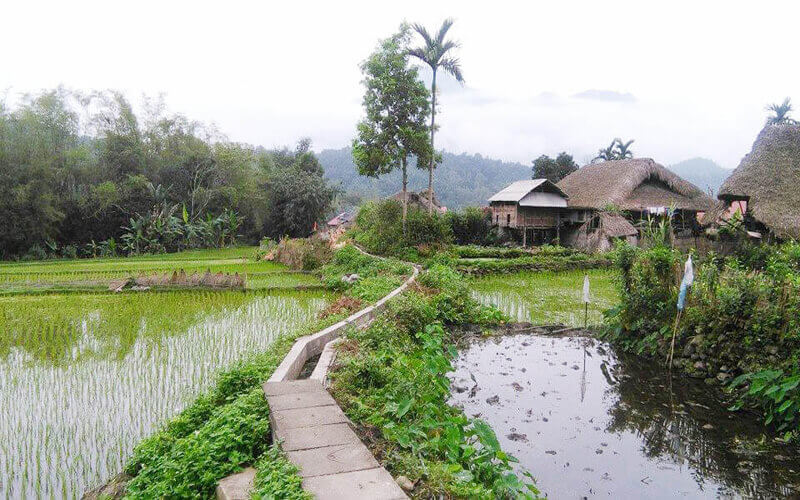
[319,147,530,209]
[667,157,732,196]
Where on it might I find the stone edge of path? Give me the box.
[216,249,418,500]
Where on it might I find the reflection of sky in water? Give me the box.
[449,335,800,499]
[0,292,330,499]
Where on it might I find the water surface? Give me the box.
[449,334,800,499]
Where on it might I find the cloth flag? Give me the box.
[582,274,590,304]
[677,255,694,310]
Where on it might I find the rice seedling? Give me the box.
[0,254,334,498]
[470,269,618,327]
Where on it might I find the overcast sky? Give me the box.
[4,0,800,168]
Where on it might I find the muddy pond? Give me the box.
[449,333,800,499]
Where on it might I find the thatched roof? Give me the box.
[718,125,800,239]
[557,158,713,212]
[390,189,443,211]
[599,212,638,237]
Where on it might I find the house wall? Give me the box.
[491,202,518,228]
[517,207,559,228]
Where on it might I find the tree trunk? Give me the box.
[428,70,437,214]
[402,157,408,236]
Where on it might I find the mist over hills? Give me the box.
[319,147,732,209]
[666,157,732,196]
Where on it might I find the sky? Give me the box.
[3,0,800,168]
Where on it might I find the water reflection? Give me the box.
[449,334,800,499]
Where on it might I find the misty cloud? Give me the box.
[572,89,637,103]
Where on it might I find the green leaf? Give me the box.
[472,419,500,453]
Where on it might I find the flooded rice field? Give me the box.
[0,289,332,499]
[470,270,617,327]
[449,333,800,499]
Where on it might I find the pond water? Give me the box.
[449,334,800,499]
[0,290,332,499]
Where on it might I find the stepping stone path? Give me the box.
[216,380,407,500]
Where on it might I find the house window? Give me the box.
[496,214,499,224]
[507,214,511,225]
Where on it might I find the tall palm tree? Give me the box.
[766,98,796,125]
[408,18,464,212]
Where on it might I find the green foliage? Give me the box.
[456,248,612,276]
[531,152,578,183]
[445,207,498,245]
[352,24,432,227]
[251,446,311,500]
[319,245,411,300]
[603,242,800,436]
[353,199,453,255]
[593,138,635,162]
[729,369,800,440]
[330,265,536,498]
[125,388,270,499]
[0,89,338,259]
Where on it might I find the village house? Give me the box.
[487,179,569,246]
[488,158,715,251]
[715,124,800,241]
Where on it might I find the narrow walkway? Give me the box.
[217,249,415,499]
[263,379,406,499]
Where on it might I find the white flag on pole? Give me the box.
[582,274,590,304]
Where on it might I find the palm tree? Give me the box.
[593,140,617,162]
[408,18,464,212]
[766,98,796,125]
[614,138,635,159]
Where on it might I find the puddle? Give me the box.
[449,334,800,499]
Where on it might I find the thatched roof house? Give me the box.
[390,189,445,213]
[558,158,714,212]
[718,125,800,239]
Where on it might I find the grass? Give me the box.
[470,269,618,327]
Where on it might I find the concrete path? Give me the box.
[216,379,407,500]
[217,249,417,500]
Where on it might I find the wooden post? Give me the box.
[522,227,527,247]
[556,211,561,243]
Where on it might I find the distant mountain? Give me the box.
[667,157,732,196]
[319,147,530,210]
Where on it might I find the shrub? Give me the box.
[353,199,452,256]
[445,207,494,245]
[270,237,332,271]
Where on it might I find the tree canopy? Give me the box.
[353,25,432,229]
[0,88,338,258]
[531,152,578,182]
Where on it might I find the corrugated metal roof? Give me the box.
[488,180,548,202]
[488,179,568,204]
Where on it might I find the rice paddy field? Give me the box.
[0,248,335,499]
[470,269,618,327]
